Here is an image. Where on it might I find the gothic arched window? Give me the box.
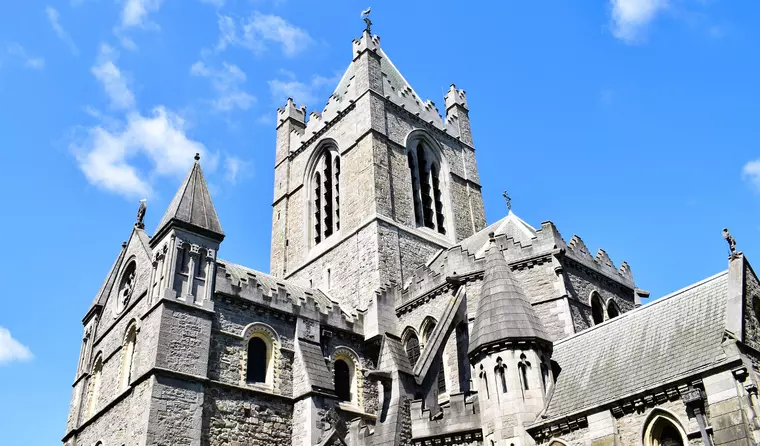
[246,337,268,383]
[407,139,446,235]
[607,300,620,319]
[241,323,279,388]
[479,364,489,399]
[311,146,341,246]
[643,410,687,446]
[116,260,137,314]
[86,353,103,417]
[518,354,530,392]
[404,332,421,367]
[590,291,605,325]
[540,362,549,394]
[335,359,352,402]
[495,357,508,394]
[119,322,137,391]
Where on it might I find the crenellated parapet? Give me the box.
[409,392,481,443]
[214,261,363,335]
[276,97,307,129]
[566,234,634,288]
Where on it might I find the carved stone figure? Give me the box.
[723,228,737,255]
[136,199,147,229]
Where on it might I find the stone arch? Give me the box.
[640,408,689,446]
[606,298,621,319]
[86,351,104,417]
[419,316,438,346]
[240,323,280,388]
[404,129,452,237]
[547,439,568,446]
[119,320,138,391]
[332,346,362,407]
[305,138,342,248]
[590,290,605,325]
[401,326,421,367]
[115,256,138,316]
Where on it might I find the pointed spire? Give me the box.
[153,153,224,244]
[468,233,550,357]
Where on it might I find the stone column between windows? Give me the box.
[186,244,200,303]
[202,250,215,305]
[165,235,179,299]
[423,156,438,233]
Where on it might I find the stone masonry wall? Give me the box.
[145,375,205,446]
[201,385,293,446]
[742,261,760,352]
[66,378,153,446]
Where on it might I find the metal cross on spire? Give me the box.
[502,190,512,212]
[361,7,372,34]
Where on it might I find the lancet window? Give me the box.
[312,146,341,245]
[408,140,446,235]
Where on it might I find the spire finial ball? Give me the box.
[194,152,200,161]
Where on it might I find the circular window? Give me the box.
[116,260,137,315]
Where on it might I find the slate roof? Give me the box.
[468,236,551,356]
[154,156,224,241]
[219,260,335,311]
[378,336,413,375]
[297,339,335,392]
[539,270,731,423]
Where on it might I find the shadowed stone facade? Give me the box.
[64,27,760,446]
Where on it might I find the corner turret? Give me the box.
[444,84,473,146]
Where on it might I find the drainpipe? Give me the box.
[682,387,711,446]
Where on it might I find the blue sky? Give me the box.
[1,0,759,443]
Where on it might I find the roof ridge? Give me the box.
[554,269,729,346]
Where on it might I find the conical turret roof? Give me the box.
[468,233,551,356]
[153,153,224,243]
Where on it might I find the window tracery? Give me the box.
[311,146,341,246]
[407,138,446,235]
[119,322,137,391]
[86,353,103,417]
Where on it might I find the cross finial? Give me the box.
[361,7,372,34]
[502,190,512,212]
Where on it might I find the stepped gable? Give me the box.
[153,154,224,243]
[534,270,730,425]
[468,233,551,357]
[215,260,361,333]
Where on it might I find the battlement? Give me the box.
[410,392,480,441]
[566,234,634,288]
[352,30,381,59]
[444,84,468,110]
[276,97,307,128]
[214,261,363,334]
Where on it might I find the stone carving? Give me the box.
[120,270,136,309]
[135,199,146,229]
[361,7,372,33]
[723,228,738,257]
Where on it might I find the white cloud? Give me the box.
[120,0,164,28]
[743,160,760,193]
[190,61,256,112]
[268,70,339,108]
[46,6,79,55]
[6,43,45,69]
[200,0,225,7]
[73,107,208,198]
[0,327,33,365]
[610,0,668,43]
[216,12,312,57]
[224,155,252,184]
[92,44,136,110]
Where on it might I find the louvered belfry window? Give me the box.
[312,148,340,245]
[408,141,445,235]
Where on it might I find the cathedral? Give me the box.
[63,26,760,446]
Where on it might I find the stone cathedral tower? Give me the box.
[270,29,486,311]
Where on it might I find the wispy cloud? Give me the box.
[609,0,668,43]
[268,70,339,107]
[200,0,225,7]
[742,160,760,193]
[92,44,135,110]
[45,6,79,55]
[216,12,312,57]
[224,155,252,184]
[6,43,45,69]
[73,45,210,198]
[190,61,256,112]
[120,0,164,29]
[0,327,33,366]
